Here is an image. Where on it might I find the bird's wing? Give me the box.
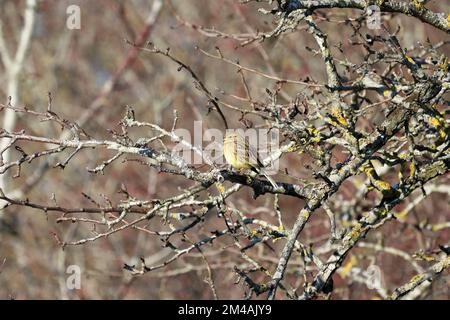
[245,136,263,169]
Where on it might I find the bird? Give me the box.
[223,131,278,189]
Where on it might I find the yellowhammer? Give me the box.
[223,131,278,189]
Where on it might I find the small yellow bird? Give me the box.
[223,131,278,189]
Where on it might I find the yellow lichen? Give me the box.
[330,105,349,127]
[412,0,423,10]
[287,144,300,153]
[378,208,390,216]
[363,165,375,176]
[431,224,444,232]
[398,152,408,160]
[350,223,362,240]
[338,255,358,278]
[405,54,416,64]
[409,163,416,177]
[395,209,409,221]
[215,182,225,194]
[373,179,392,192]
[437,56,448,70]
[301,210,310,219]
[383,89,393,98]
[428,117,441,127]
[250,229,260,237]
[272,236,285,243]
[409,274,424,284]
[307,126,319,136]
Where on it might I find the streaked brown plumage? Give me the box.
[223,132,277,188]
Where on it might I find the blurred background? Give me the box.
[0,0,448,299]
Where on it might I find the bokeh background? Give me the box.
[0,0,448,299]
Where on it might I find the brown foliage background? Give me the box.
[0,0,448,299]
